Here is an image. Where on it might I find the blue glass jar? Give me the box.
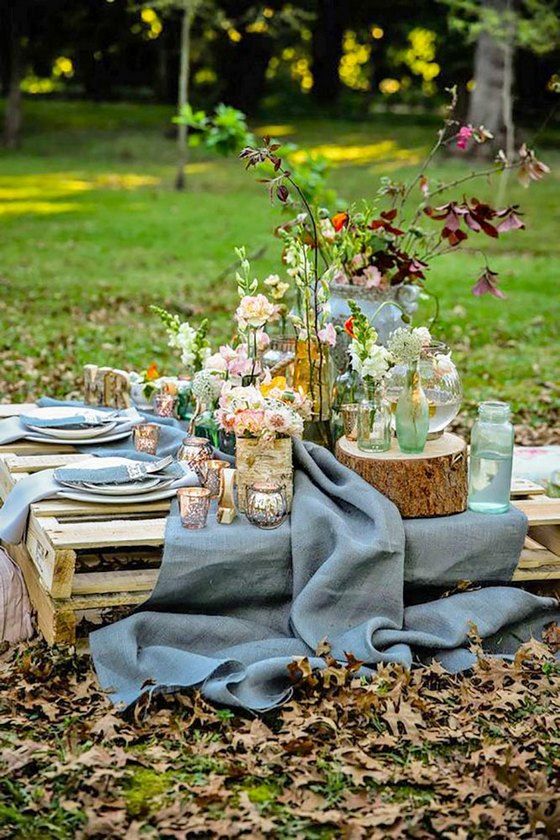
[468,401,514,514]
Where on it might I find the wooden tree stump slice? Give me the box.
[335,433,468,518]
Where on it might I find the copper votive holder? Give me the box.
[133,422,160,455]
[177,486,211,529]
[177,436,213,479]
[340,403,360,441]
[200,459,227,499]
[155,392,177,418]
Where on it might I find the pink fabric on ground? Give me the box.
[0,547,34,642]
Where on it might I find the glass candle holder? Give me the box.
[155,392,177,418]
[133,423,160,455]
[200,459,227,499]
[177,487,211,529]
[177,436,213,479]
[340,403,360,441]
[246,482,288,530]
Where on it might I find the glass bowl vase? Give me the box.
[385,341,462,437]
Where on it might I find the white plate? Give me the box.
[80,476,170,495]
[25,427,132,446]
[58,485,178,505]
[26,421,118,441]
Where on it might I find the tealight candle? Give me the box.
[133,423,160,455]
[177,487,211,529]
[200,459,227,499]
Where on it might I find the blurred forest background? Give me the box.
[0,0,558,436]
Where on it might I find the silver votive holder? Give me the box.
[177,486,211,529]
[200,459,227,499]
[177,436,213,479]
[245,481,288,530]
[340,403,360,441]
[133,423,160,455]
[155,392,177,418]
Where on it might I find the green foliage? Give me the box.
[175,103,254,157]
[150,304,181,334]
[443,0,560,54]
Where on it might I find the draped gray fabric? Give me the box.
[91,441,559,712]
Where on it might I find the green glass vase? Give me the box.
[395,362,429,454]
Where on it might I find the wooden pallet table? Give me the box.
[1,403,559,644]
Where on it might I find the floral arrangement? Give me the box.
[151,306,211,372]
[386,326,432,366]
[233,247,278,380]
[241,89,548,305]
[216,379,310,441]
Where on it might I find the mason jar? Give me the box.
[357,384,392,453]
[468,401,514,514]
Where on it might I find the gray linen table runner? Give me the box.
[91,440,559,713]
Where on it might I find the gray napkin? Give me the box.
[0,408,141,446]
[54,460,185,486]
[19,412,115,429]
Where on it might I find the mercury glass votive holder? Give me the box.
[340,403,360,441]
[177,436,213,479]
[200,459,227,499]
[246,481,288,530]
[155,392,177,418]
[177,487,211,529]
[133,423,160,455]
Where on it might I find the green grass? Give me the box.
[0,99,558,425]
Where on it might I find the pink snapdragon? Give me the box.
[318,322,337,347]
[456,125,474,151]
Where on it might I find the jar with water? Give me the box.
[468,401,514,514]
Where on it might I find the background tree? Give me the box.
[445,0,560,160]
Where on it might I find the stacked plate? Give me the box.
[55,456,180,505]
[20,407,134,445]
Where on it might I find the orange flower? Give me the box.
[344,316,355,338]
[331,211,349,232]
[146,363,160,381]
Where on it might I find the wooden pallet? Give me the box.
[1,403,559,644]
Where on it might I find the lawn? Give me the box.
[0,98,559,438]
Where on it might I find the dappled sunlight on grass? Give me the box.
[290,139,426,167]
[0,171,162,217]
[0,200,83,217]
[254,124,296,137]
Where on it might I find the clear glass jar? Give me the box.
[386,341,462,437]
[468,401,514,514]
[357,383,392,452]
[262,336,296,384]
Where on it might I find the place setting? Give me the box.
[0,405,141,448]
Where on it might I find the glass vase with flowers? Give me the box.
[387,327,432,455]
[346,300,392,453]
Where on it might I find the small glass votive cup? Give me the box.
[177,487,211,529]
[340,403,360,441]
[133,422,160,455]
[246,482,288,530]
[155,392,177,418]
[200,459,227,499]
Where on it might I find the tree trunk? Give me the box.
[311,0,345,106]
[467,0,512,155]
[3,2,25,150]
[175,4,193,191]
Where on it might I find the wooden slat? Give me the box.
[72,568,158,596]
[25,514,77,599]
[41,516,166,550]
[31,497,172,519]
[0,441,78,456]
[512,498,560,526]
[510,478,546,497]
[9,453,87,472]
[529,525,560,557]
